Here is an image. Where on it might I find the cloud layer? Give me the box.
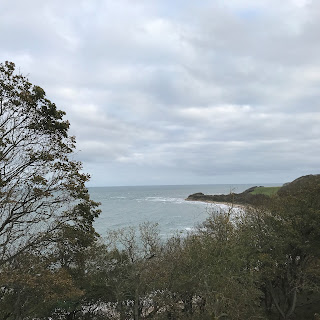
[1,0,319,185]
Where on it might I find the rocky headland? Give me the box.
[185,174,320,206]
[186,186,268,206]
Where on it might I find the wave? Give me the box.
[144,197,185,204]
[144,196,208,205]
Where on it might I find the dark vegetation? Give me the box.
[1,62,320,319]
[186,184,283,205]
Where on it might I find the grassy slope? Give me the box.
[250,186,281,196]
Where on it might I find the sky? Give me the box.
[1,0,319,186]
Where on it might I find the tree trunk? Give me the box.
[183,295,193,315]
[199,296,206,314]
[166,310,177,320]
[66,310,77,320]
[134,286,139,320]
[263,286,273,314]
[14,289,22,320]
[119,301,126,320]
[268,282,286,319]
[286,288,297,319]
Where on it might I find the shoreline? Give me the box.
[185,198,249,209]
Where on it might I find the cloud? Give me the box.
[1,0,319,185]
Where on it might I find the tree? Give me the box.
[191,208,264,320]
[0,61,100,265]
[239,179,320,319]
[140,207,264,320]
[0,61,100,319]
[0,251,83,320]
[106,222,162,320]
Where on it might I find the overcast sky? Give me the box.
[1,0,319,186]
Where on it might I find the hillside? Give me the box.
[185,186,269,205]
[185,174,320,205]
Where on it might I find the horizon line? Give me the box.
[87,182,283,188]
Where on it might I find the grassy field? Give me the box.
[250,186,281,196]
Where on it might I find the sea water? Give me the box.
[89,184,275,239]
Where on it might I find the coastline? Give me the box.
[185,198,249,210]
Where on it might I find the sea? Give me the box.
[89,183,280,240]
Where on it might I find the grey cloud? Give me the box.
[1,0,319,185]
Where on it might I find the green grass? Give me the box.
[250,186,281,196]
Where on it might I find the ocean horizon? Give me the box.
[89,183,281,239]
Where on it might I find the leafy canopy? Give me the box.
[0,61,100,265]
